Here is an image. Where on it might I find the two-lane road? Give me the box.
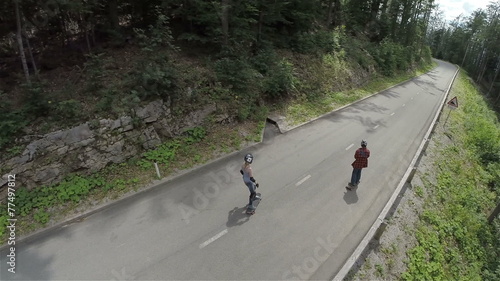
[0,60,458,280]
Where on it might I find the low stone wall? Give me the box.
[0,100,216,191]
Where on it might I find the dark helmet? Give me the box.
[361,140,367,147]
[244,153,253,164]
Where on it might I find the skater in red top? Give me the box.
[347,140,370,190]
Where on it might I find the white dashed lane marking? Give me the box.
[199,229,228,249]
[296,175,311,186]
[345,144,354,150]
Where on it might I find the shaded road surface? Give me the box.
[0,60,458,280]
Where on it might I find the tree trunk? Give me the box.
[79,14,92,53]
[332,0,342,27]
[109,0,120,31]
[14,0,30,84]
[369,0,382,23]
[22,31,38,77]
[495,88,500,105]
[487,56,500,97]
[257,7,264,43]
[488,201,500,224]
[21,9,38,78]
[399,0,413,44]
[461,41,471,67]
[220,0,230,46]
[326,0,334,27]
[477,50,488,83]
[419,0,432,57]
[388,0,401,39]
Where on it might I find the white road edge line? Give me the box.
[345,144,354,150]
[199,229,228,249]
[296,175,312,186]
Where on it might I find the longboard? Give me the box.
[246,193,262,215]
[346,183,358,191]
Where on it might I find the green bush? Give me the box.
[139,139,181,168]
[421,46,433,64]
[291,32,317,54]
[344,37,376,71]
[134,56,178,100]
[237,105,252,121]
[251,48,277,75]
[11,81,55,141]
[369,39,409,76]
[0,110,27,150]
[291,28,345,55]
[482,217,500,281]
[95,88,116,113]
[55,175,93,203]
[134,11,178,53]
[184,127,206,145]
[262,58,296,99]
[34,210,50,224]
[56,99,83,120]
[461,82,500,165]
[131,10,179,102]
[22,81,52,117]
[214,56,255,93]
[84,53,107,92]
[0,212,7,237]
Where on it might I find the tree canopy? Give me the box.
[7,0,498,150]
[427,0,500,105]
[1,0,437,76]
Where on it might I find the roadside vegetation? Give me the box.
[402,72,500,281]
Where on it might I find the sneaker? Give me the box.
[345,186,352,190]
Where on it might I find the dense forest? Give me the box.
[0,0,439,150]
[1,1,499,149]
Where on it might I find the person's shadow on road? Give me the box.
[226,206,250,227]
[343,186,359,204]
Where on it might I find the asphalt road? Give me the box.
[0,60,458,281]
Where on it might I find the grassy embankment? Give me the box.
[401,71,500,281]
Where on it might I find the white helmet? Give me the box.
[361,140,367,147]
